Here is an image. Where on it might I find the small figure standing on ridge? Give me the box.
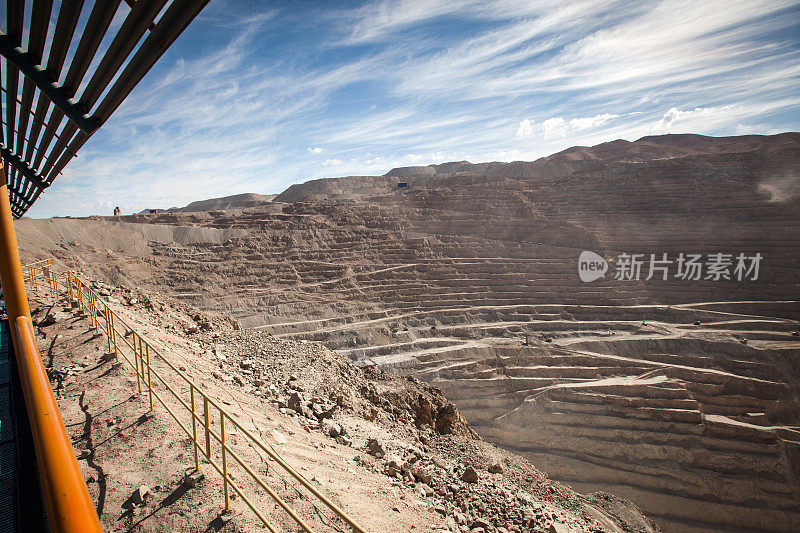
[113,206,121,217]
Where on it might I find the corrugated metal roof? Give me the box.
[1,0,210,217]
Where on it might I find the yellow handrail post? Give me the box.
[91,293,98,331]
[190,386,199,470]
[204,396,211,460]
[221,411,229,511]
[134,334,142,394]
[103,304,111,353]
[146,342,153,410]
[88,291,93,326]
[111,311,118,358]
[77,277,83,311]
[139,337,146,395]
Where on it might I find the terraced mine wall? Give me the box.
[17,133,800,532]
[377,335,800,532]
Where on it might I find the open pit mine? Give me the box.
[18,133,800,532]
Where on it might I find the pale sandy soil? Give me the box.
[30,293,451,532]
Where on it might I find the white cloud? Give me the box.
[541,113,619,137]
[516,119,534,137]
[542,117,568,138]
[654,107,699,132]
[653,106,735,133]
[569,113,617,130]
[307,147,323,154]
[323,158,344,166]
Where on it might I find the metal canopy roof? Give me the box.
[1,0,210,218]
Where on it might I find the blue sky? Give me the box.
[22,0,800,217]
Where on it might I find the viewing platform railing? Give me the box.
[23,259,367,533]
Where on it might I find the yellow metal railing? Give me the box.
[23,261,367,533]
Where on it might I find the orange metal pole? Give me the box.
[0,177,103,533]
[0,194,31,323]
[14,318,104,533]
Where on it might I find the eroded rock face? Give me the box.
[360,381,475,437]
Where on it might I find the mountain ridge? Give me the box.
[276,132,800,202]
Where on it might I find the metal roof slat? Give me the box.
[30,0,120,171]
[24,0,84,163]
[0,34,99,134]
[8,168,17,194]
[4,0,210,217]
[14,0,53,156]
[49,0,210,184]
[43,0,86,76]
[60,0,123,95]
[4,65,20,156]
[4,1,25,154]
[92,0,212,124]
[39,0,165,183]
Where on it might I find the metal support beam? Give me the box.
[1,147,47,191]
[0,33,99,134]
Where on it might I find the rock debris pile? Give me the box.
[207,330,657,533]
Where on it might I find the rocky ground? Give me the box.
[30,279,658,532]
[214,330,658,533]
